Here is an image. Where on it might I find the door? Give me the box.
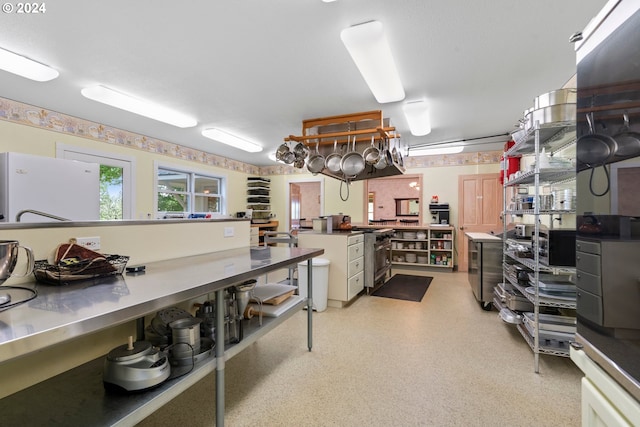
[457,173,502,272]
[290,183,301,230]
[57,144,135,219]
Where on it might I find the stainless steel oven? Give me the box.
[362,228,393,292]
[574,2,640,402]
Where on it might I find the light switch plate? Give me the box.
[224,227,234,237]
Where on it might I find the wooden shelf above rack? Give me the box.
[284,110,399,146]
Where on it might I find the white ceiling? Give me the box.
[0,0,606,166]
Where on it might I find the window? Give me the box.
[156,166,224,218]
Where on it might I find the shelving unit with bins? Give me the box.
[498,120,577,373]
[246,177,271,223]
[390,226,455,270]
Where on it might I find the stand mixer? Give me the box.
[0,240,35,308]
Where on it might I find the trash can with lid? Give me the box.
[297,258,330,312]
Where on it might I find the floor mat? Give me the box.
[371,274,433,302]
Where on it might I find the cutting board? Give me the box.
[252,283,297,303]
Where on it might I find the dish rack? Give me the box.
[33,255,129,285]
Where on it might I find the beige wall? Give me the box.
[0,120,249,218]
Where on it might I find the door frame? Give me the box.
[285,177,324,231]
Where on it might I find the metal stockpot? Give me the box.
[533,88,577,109]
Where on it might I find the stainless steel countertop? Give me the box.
[0,246,323,362]
[465,232,501,242]
[0,217,249,230]
[297,230,364,236]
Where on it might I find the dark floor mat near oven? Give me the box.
[371,274,433,302]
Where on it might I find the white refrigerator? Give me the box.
[0,152,100,223]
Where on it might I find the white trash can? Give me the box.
[297,258,330,312]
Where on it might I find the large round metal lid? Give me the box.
[106,340,152,362]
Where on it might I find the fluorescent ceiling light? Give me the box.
[340,21,405,103]
[403,101,431,136]
[81,85,197,128]
[202,128,263,153]
[0,47,59,82]
[409,146,464,156]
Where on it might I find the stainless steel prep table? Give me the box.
[0,245,323,426]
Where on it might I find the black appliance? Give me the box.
[574,3,640,403]
[536,228,576,267]
[360,228,393,292]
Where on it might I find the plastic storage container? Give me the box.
[297,258,330,312]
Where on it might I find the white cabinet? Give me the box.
[297,233,364,307]
[571,348,640,427]
[390,226,455,271]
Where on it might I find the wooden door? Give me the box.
[289,183,301,230]
[457,173,503,271]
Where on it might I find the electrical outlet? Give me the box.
[224,227,234,237]
[75,236,101,250]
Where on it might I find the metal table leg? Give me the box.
[307,258,313,351]
[215,288,225,426]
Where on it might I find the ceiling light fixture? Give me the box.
[409,146,464,156]
[80,85,197,128]
[201,128,263,153]
[0,47,59,82]
[340,21,405,103]
[403,100,431,136]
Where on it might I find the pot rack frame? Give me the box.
[284,110,400,147]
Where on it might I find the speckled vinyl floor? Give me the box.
[137,271,581,427]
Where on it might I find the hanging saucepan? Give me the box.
[293,142,309,160]
[324,140,343,174]
[282,141,296,164]
[363,135,380,165]
[391,138,399,164]
[577,112,618,166]
[293,156,305,169]
[340,135,365,178]
[374,139,388,169]
[396,137,404,167]
[613,112,640,159]
[307,141,325,174]
[275,142,290,161]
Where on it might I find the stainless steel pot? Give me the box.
[340,136,365,178]
[362,136,380,165]
[275,143,289,161]
[533,88,577,109]
[525,103,576,130]
[0,240,34,285]
[293,142,309,159]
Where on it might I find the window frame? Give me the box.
[154,161,226,218]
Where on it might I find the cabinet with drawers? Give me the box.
[297,232,365,307]
[576,239,640,330]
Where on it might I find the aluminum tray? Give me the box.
[523,312,576,333]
